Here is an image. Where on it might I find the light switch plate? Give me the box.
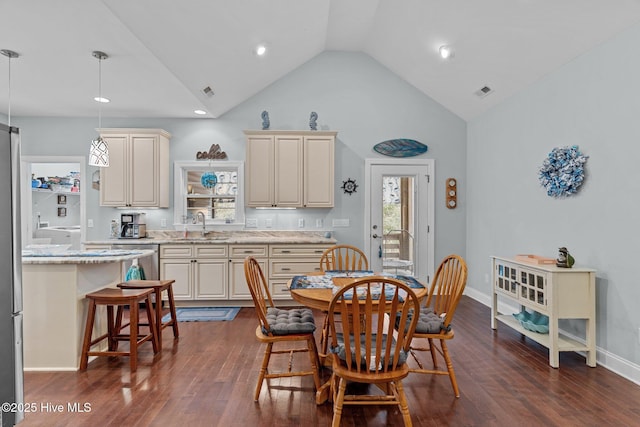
[265,218,273,228]
[246,218,257,228]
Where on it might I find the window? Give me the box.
[173,161,245,228]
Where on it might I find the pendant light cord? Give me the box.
[92,51,108,132]
[1,49,19,127]
[7,54,11,127]
[97,55,102,130]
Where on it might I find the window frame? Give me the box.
[173,161,245,229]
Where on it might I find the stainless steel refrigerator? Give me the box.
[0,123,24,426]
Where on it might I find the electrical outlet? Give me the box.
[265,218,273,228]
[160,218,167,228]
[298,218,305,228]
[246,218,257,228]
[316,219,323,228]
[88,219,93,228]
[332,218,350,227]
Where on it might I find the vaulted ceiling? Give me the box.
[2,0,640,121]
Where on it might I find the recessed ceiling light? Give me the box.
[255,44,267,56]
[194,109,207,115]
[94,96,110,103]
[439,45,454,60]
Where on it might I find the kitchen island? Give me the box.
[22,249,155,371]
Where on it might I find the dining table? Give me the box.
[288,270,428,404]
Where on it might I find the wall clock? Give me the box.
[341,178,358,195]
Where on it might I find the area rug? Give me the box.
[163,307,241,322]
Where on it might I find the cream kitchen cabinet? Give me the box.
[160,244,228,300]
[268,244,330,299]
[244,130,336,208]
[99,128,171,208]
[228,244,268,299]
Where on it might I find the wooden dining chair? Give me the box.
[404,254,468,397]
[327,276,420,427]
[319,244,369,272]
[244,256,322,401]
[318,244,370,362]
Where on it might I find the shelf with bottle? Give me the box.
[32,173,81,194]
[32,187,80,195]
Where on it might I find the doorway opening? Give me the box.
[21,156,86,249]
[365,159,434,283]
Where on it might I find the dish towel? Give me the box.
[125,259,146,281]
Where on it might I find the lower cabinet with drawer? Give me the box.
[269,244,331,299]
[160,244,228,300]
[228,244,268,299]
[159,242,331,303]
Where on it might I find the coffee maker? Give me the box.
[120,213,147,238]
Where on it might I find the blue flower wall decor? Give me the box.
[538,145,588,198]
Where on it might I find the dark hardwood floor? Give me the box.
[20,296,640,426]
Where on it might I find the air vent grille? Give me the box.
[475,85,493,98]
[202,86,215,97]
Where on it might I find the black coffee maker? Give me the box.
[120,213,147,238]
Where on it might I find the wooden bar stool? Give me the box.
[80,288,159,372]
[117,279,179,350]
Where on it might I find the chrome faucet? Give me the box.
[196,211,206,236]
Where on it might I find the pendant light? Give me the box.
[1,49,19,126]
[89,51,109,167]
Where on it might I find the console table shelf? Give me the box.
[491,256,597,368]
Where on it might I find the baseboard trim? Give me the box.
[464,288,640,387]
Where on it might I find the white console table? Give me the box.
[490,256,597,368]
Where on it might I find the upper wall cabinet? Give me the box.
[99,128,171,208]
[244,130,336,208]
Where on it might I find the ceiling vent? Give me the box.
[475,85,493,98]
[202,86,215,97]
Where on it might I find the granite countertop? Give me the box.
[86,230,337,246]
[22,249,156,265]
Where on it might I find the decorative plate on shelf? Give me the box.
[200,172,218,189]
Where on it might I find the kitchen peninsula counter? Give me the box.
[22,249,155,371]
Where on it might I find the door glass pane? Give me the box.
[382,175,415,276]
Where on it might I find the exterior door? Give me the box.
[365,159,434,284]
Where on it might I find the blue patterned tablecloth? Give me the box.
[289,272,424,290]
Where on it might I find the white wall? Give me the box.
[467,22,640,373]
[14,51,467,264]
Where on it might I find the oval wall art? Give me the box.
[373,138,428,157]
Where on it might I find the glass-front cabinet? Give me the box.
[174,161,245,228]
